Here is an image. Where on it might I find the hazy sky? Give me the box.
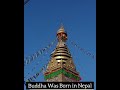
[24,0,96,90]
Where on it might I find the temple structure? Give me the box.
[44,25,81,82]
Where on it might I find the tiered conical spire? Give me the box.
[57,24,65,34]
[44,25,81,82]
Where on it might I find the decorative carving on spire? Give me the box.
[57,24,67,43]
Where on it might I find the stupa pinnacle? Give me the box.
[44,25,81,82]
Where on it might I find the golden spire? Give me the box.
[57,24,67,42]
[57,23,65,34]
[44,25,81,82]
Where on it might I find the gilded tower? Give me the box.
[44,25,81,82]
